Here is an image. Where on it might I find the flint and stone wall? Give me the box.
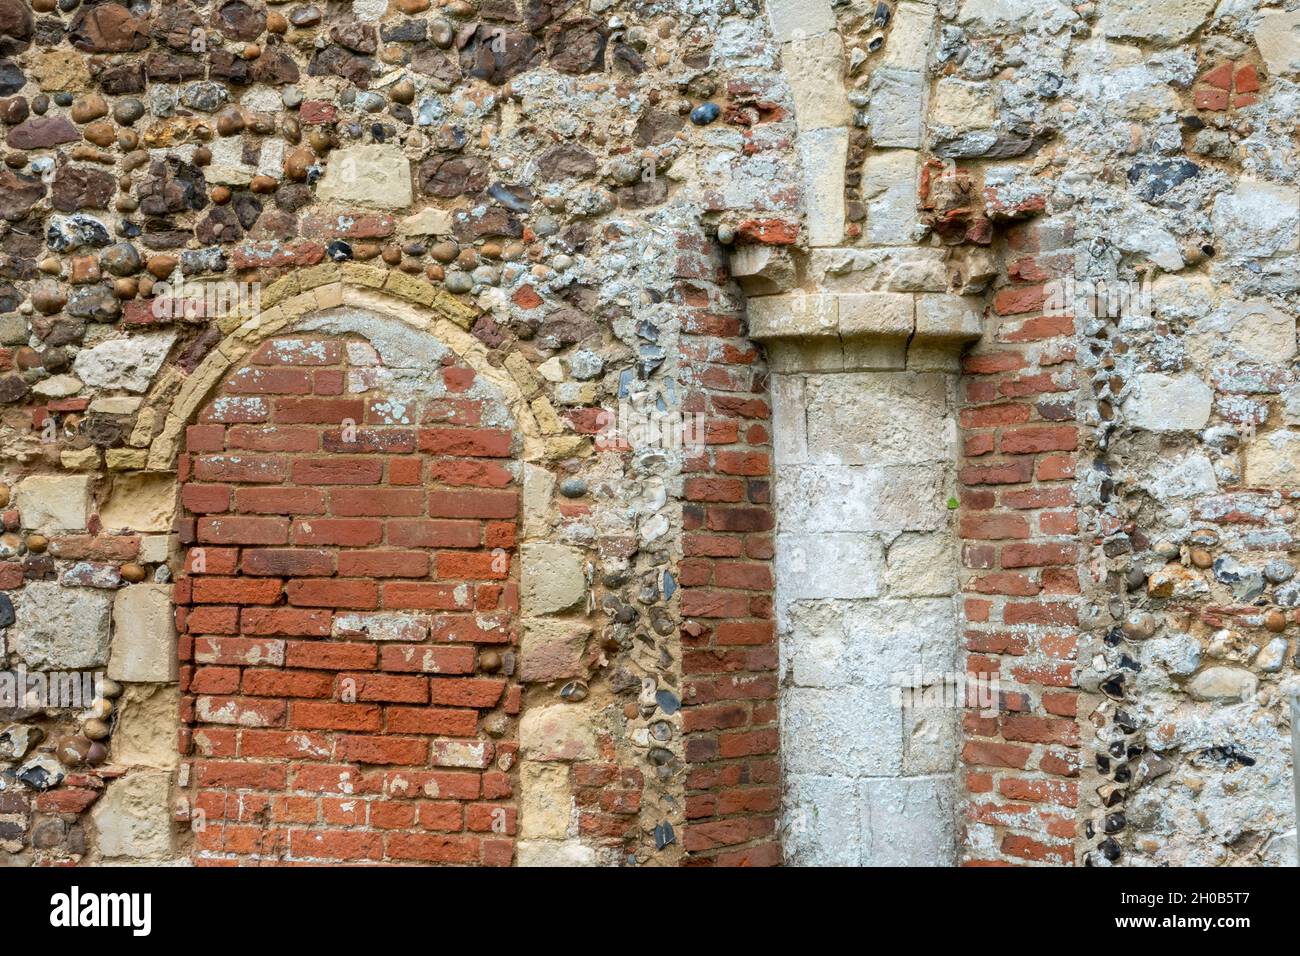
[2,0,1299,869]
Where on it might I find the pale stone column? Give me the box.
[749,290,982,865]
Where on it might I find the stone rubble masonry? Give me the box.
[4,0,1294,871]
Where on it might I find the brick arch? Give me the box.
[174,315,522,865]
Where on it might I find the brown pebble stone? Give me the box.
[147,255,179,279]
[1266,610,1287,633]
[1190,548,1213,569]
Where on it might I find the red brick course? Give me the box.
[178,337,518,866]
[957,219,1081,866]
[678,247,780,868]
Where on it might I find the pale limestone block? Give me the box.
[516,840,596,866]
[1245,430,1300,487]
[398,208,454,236]
[13,582,112,669]
[747,292,839,340]
[860,776,956,865]
[112,685,180,770]
[1211,179,1300,257]
[520,543,586,615]
[1122,372,1212,432]
[522,464,556,540]
[837,291,915,339]
[784,32,852,131]
[880,2,936,71]
[774,465,947,533]
[316,144,414,210]
[17,474,92,533]
[862,149,919,245]
[99,473,177,533]
[842,597,958,687]
[903,700,959,775]
[766,0,836,42]
[1256,9,1300,75]
[72,330,177,394]
[781,600,849,690]
[769,373,808,465]
[91,771,174,860]
[520,704,597,762]
[775,533,886,600]
[799,128,848,246]
[1099,0,1216,46]
[930,78,996,130]
[783,774,861,866]
[1188,666,1258,702]
[729,244,796,295]
[868,69,925,148]
[782,686,904,776]
[1224,300,1297,363]
[914,293,984,342]
[804,371,952,466]
[519,763,573,840]
[109,584,179,683]
[885,532,958,597]
[839,335,909,371]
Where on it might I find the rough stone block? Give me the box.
[775,533,885,601]
[862,149,919,245]
[1122,372,1212,432]
[520,618,591,682]
[1245,430,1300,487]
[748,292,838,340]
[775,465,947,533]
[1211,179,1300,257]
[770,373,808,465]
[17,474,93,533]
[13,582,112,669]
[803,371,952,466]
[520,543,586,615]
[1100,0,1216,46]
[519,762,572,839]
[860,776,956,865]
[781,686,903,777]
[783,774,861,865]
[1256,9,1300,75]
[99,473,177,533]
[766,0,836,41]
[885,532,958,597]
[111,685,180,770]
[317,144,414,210]
[785,33,852,131]
[799,128,848,247]
[72,330,178,394]
[867,70,925,148]
[781,600,848,690]
[109,584,179,683]
[837,292,915,339]
[516,839,596,866]
[915,294,984,342]
[842,597,958,687]
[519,703,597,762]
[91,771,174,861]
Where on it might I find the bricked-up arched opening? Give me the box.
[175,315,521,865]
